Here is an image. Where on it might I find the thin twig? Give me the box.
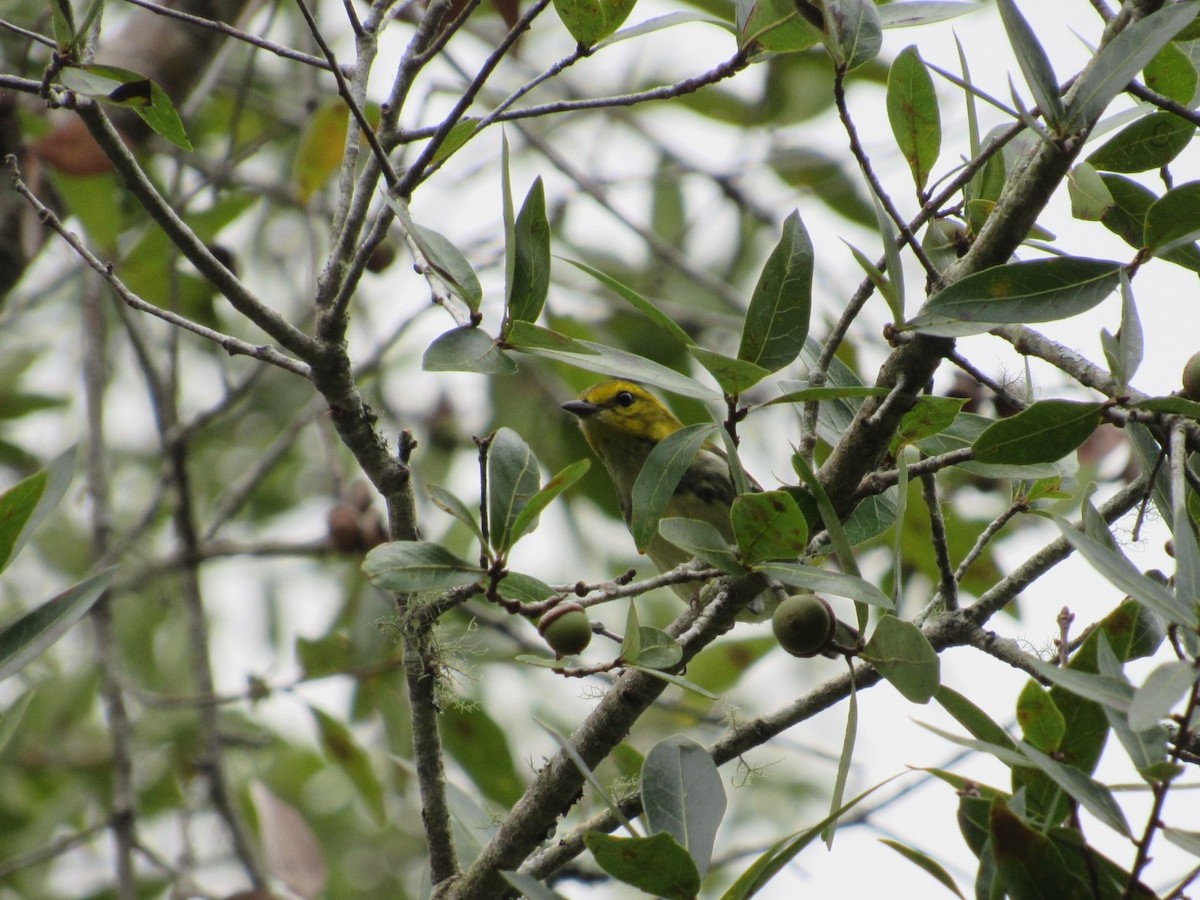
[920,469,959,610]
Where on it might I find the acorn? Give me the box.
[772,593,837,658]
[538,603,592,656]
[1183,351,1200,401]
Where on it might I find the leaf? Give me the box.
[877,1,981,29]
[1102,272,1142,391]
[1067,2,1200,131]
[687,347,771,395]
[1047,514,1194,624]
[906,258,1122,337]
[505,322,720,400]
[427,484,484,545]
[878,840,966,899]
[496,571,557,604]
[823,0,882,71]
[423,326,518,375]
[596,11,736,49]
[888,46,941,192]
[441,704,525,807]
[487,428,542,554]
[562,258,693,347]
[642,735,726,876]
[861,615,939,703]
[0,568,114,682]
[971,400,1104,465]
[988,801,1101,900]
[891,395,965,452]
[1128,660,1197,731]
[249,782,329,900]
[757,561,893,608]
[585,831,700,900]
[730,491,809,564]
[0,446,76,574]
[1016,680,1066,752]
[309,706,386,822]
[917,411,1075,480]
[539,719,639,835]
[362,541,484,592]
[385,196,483,312]
[1145,180,1200,256]
[630,423,718,552]
[631,627,684,670]
[1022,656,1135,715]
[735,0,822,53]
[935,685,1018,751]
[1086,111,1195,174]
[553,0,638,46]
[657,517,744,575]
[738,210,813,373]
[1068,162,1114,221]
[1144,39,1198,104]
[995,0,1063,128]
[507,459,590,550]
[294,99,377,202]
[505,178,551,326]
[500,872,566,899]
[58,64,192,150]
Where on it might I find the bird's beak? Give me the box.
[561,399,599,418]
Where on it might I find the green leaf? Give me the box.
[1099,173,1200,271]
[995,0,1063,128]
[917,411,1075,480]
[628,664,721,699]
[642,735,726,876]
[430,117,480,166]
[877,1,982,29]
[1102,272,1142,391]
[0,692,33,757]
[585,831,700,900]
[1068,162,1114,221]
[757,561,893,608]
[878,840,966,899]
[1129,661,1196,732]
[823,677,857,846]
[49,0,76,49]
[0,568,114,682]
[309,706,386,822]
[888,46,941,192]
[730,491,808,564]
[630,424,718,552]
[506,322,720,400]
[496,571,556,604]
[362,541,484,592]
[845,241,899,318]
[631,627,684,670]
[687,347,771,395]
[505,178,551,326]
[1143,39,1198,104]
[596,11,736,49]
[906,258,1122,337]
[293,98,381,202]
[562,258,694,347]
[499,872,566,900]
[971,400,1104,466]
[657,517,744,575]
[1145,180,1200,256]
[891,396,965,452]
[507,459,590,550]
[441,704,525,807]
[538,719,639,835]
[988,801,1101,900]
[861,615,939,703]
[1016,680,1066,752]
[1067,2,1200,131]
[1023,657,1134,715]
[427,484,484,546]
[58,64,192,150]
[487,428,542,554]
[0,446,76,574]
[1086,111,1194,174]
[735,0,822,53]
[1132,395,1200,419]
[423,326,518,374]
[935,685,1018,751]
[823,0,882,71]
[386,196,483,312]
[738,210,813,373]
[1047,514,1194,624]
[553,0,638,46]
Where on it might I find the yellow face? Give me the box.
[561,380,684,444]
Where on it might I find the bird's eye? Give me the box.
[615,391,635,408]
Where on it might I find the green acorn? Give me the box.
[538,603,592,656]
[772,593,837,658]
[1183,351,1200,401]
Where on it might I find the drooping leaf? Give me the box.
[971,400,1104,466]
[1145,180,1200,256]
[441,703,526,807]
[877,1,981,29]
[657,517,744,575]
[1068,162,1114,221]
[585,831,701,900]
[735,0,822,53]
[738,210,813,373]
[730,491,809,564]
[687,347,771,395]
[562,258,693,347]
[386,196,483,312]
[861,615,939,703]
[1086,111,1195,174]
[423,326,518,374]
[505,178,551,326]
[757,561,893,608]
[878,840,966,899]
[642,735,726,876]
[507,459,590,550]
[888,46,941,192]
[906,258,1121,337]
[58,64,192,149]
[309,706,386,822]
[1016,680,1066,753]
[553,0,639,46]
[0,446,76,574]
[363,541,485,592]
[995,0,1063,128]
[630,424,718,552]
[823,0,882,71]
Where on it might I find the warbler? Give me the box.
[561,379,769,615]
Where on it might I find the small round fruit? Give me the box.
[538,604,592,656]
[772,594,836,658]
[1183,351,1200,401]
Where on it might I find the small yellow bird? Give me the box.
[560,379,749,603]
